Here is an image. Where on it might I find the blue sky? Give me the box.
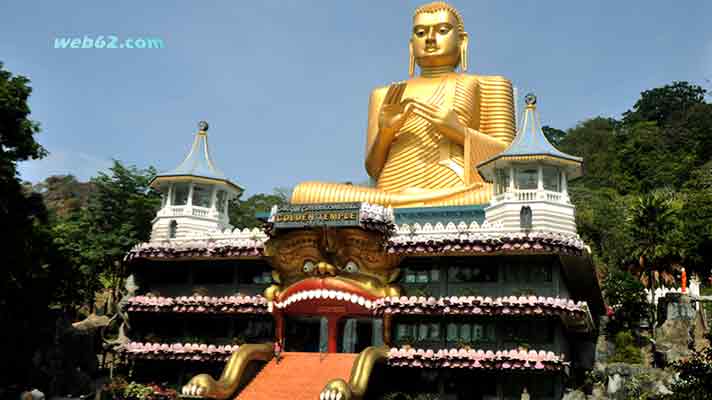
[3,1,711,195]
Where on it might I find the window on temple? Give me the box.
[216,190,227,213]
[446,322,495,343]
[404,269,439,284]
[495,168,510,194]
[172,183,190,205]
[192,184,212,208]
[418,324,429,341]
[429,323,440,340]
[543,166,560,191]
[237,264,273,285]
[142,263,189,284]
[503,259,552,283]
[401,258,439,284]
[169,220,177,239]
[193,264,234,285]
[503,321,553,344]
[395,322,442,343]
[515,167,538,190]
[448,260,497,283]
[531,263,553,282]
[395,323,414,342]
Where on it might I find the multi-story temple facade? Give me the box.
[120,3,603,399]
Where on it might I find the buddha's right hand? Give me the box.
[378,82,409,135]
[378,103,406,136]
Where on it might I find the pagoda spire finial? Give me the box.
[524,92,537,109]
[198,120,209,135]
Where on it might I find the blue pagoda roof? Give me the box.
[150,122,243,193]
[477,94,582,178]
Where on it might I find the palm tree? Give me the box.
[626,188,681,337]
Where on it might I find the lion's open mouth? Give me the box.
[273,277,378,310]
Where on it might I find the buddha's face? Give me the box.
[412,10,462,68]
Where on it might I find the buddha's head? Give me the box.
[410,2,468,76]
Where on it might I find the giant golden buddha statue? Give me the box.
[291,2,516,207]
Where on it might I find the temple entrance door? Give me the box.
[338,318,382,353]
[284,316,328,352]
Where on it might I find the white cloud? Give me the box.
[18,149,112,183]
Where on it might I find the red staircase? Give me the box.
[235,352,356,400]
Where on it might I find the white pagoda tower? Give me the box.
[477,94,583,235]
[148,121,243,240]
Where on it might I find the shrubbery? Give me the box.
[609,331,643,364]
[602,269,649,335]
[102,378,177,400]
[663,332,712,400]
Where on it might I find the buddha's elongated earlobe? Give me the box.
[409,40,415,78]
[460,33,469,72]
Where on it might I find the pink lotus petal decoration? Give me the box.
[372,296,592,331]
[385,346,568,371]
[118,341,239,362]
[125,295,269,315]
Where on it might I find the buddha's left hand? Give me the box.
[405,99,467,141]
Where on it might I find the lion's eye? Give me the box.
[303,261,315,273]
[344,261,359,273]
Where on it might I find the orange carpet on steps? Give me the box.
[235,352,357,400]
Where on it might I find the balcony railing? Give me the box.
[515,189,538,201]
[192,208,209,217]
[492,189,568,204]
[160,205,219,219]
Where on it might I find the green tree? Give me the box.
[615,122,679,193]
[228,188,289,228]
[558,117,620,190]
[32,174,94,219]
[51,161,160,310]
[0,61,66,392]
[542,125,566,147]
[623,81,706,126]
[625,189,683,335]
[602,269,649,335]
[677,162,712,274]
[626,189,682,277]
[569,185,635,270]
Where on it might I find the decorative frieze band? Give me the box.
[119,341,238,362]
[387,347,568,371]
[125,295,268,314]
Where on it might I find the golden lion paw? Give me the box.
[320,379,351,400]
[181,374,217,398]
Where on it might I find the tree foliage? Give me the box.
[228,188,290,228]
[626,189,682,272]
[623,81,706,126]
[0,61,65,391]
[663,333,712,400]
[553,81,712,280]
[50,161,160,309]
[542,125,567,147]
[31,175,93,219]
[602,270,649,335]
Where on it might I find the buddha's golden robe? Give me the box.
[292,74,515,207]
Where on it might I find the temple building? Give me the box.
[119,3,603,399]
[122,96,602,400]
